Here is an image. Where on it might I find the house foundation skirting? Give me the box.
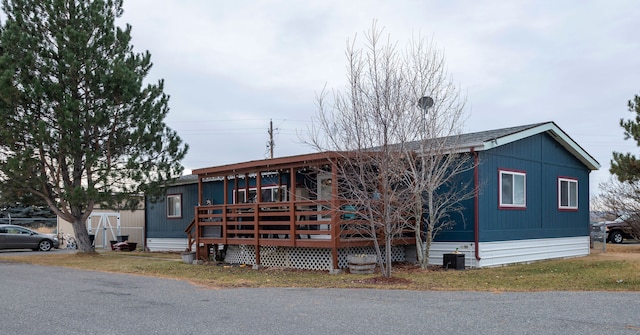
[146,238,189,252]
[224,245,406,271]
[474,236,590,268]
[424,236,590,268]
[147,236,589,269]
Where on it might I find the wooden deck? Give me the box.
[195,201,377,245]
[189,152,414,269]
[188,201,414,266]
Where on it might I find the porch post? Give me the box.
[289,167,297,246]
[256,171,262,202]
[195,176,203,260]
[223,175,228,242]
[330,160,339,271]
[223,175,228,205]
[243,173,249,201]
[255,171,261,266]
[198,176,203,206]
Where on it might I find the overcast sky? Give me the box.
[119,0,640,196]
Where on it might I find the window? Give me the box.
[167,194,182,218]
[558,177,578,210]
[499,170,526,208]
[234,186,288,203]
[5,227,30,234]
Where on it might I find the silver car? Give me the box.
[0,224,60,251]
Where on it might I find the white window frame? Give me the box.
[499,170,526,209]
[167,194,182,218]
[234,185,288,203]
[558,177,578,210]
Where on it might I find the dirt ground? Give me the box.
[590,241,640,260]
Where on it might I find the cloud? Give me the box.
[117,0,640,195]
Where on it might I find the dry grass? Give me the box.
[3,243,640,291]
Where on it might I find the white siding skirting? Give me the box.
[425,236,590,268]
[146,238,188,252]
[145,236,590,269]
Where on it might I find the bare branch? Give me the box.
[306,22,474,275]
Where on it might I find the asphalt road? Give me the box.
[1,258,639,335]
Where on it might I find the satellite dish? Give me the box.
[418,96,434,110]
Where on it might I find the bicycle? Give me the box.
[58,232,77,249]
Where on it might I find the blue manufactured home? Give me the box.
[422,122,599,267]
[145,122,599,269]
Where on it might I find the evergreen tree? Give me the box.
[0,0,188,252]
[611,94,640,182]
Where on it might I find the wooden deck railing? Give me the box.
[192,201,414,249]
[184,218,196,252]
[187,201,415,266]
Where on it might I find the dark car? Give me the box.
[603,216,637,244]
[0,224,60,251]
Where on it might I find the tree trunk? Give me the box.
[384,232,393,277]
[70,219,95,253]
[415,200,427,268]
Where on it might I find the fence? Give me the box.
[0,218,57,233]
[590,222,606,253]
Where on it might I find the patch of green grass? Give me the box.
[4,249,640,291]
[411,258,640,291]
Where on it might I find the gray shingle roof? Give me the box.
[403,122,548,152]
[192,121,599,178]
[404,121,599,170]
[451,122,549,148]
[172,173,198,186]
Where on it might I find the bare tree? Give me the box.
[400,35,476,269]
[593,178,640,240]
[308,22,474,276]
[405,139,476,269]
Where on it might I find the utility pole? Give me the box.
[267,119,275,159]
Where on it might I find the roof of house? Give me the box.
[454,121,599,170]
[192,151,342,177]
[170,173,199,186]
[452,123,549,147]
[193,121,600,177]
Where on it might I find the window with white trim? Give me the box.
[167,194,182,218]
[558,177,578,210]
[234,186,288,203]
[499,170,526,208]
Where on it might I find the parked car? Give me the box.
[599,216,638,244]
[0,224,59,251]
